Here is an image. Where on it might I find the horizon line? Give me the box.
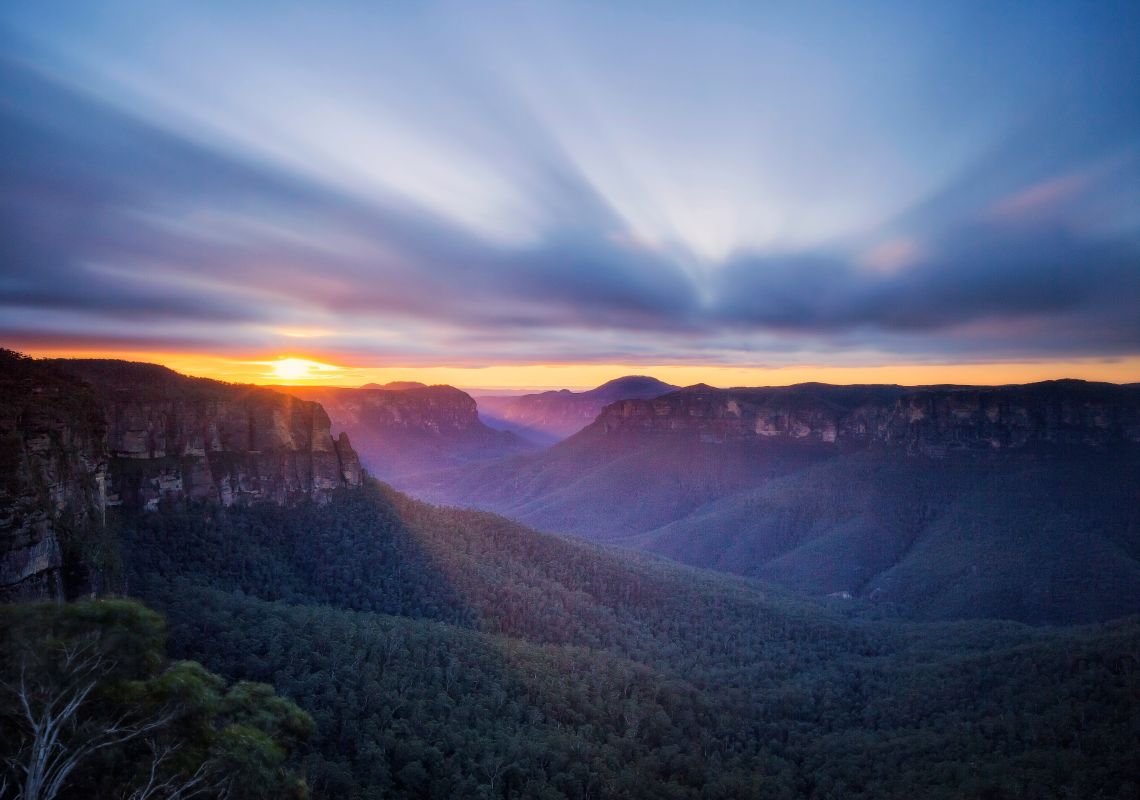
[10,346,1140,393]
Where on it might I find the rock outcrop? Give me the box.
[279,383,534,480]
[1,353,364,601]
[0,352,107,601]
[56,360,365,509]
[595,381,1140,454]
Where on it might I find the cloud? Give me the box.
[1,0,1139,373]
[713,219,1140,351]
[0,60,698,330]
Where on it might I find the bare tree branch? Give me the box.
[2,641,177,800]
[123,741,219,800]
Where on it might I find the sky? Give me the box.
[1,1,1139,389]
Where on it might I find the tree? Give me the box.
[0,601,313,800]
[3,634,176,800]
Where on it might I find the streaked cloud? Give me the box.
[1,0,1138,379]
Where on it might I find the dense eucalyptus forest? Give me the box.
[1,601,313,800]
[21,481,1124,800]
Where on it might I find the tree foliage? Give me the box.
[111,481,1140,799]
[0,601,313,800]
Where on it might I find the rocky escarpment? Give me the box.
[280,384,534,480]
[0,351,108,601]
[1,354,364,601]
[595,381,1140,454]
[289,384,490,435]
[397,378,1140,624]
[56,360,364,510]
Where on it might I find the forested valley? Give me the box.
[64,480,1138,799]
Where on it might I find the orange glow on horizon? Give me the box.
[14,346,1140,392]
[265,357,342,382]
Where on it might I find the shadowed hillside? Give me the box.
[5,355,1140,797]
[636,448,1140,624]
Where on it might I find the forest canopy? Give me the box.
[100,481,1140,799]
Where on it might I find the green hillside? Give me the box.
[115,481,1140,799]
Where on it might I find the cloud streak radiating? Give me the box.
[1,1,1138,375]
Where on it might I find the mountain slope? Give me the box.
[6,357,1140,797]
[279,384,535,480]
[408,426,830,537]
[476,375,678,445]
[639,449,1140,624]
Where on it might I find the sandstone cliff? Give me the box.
[0,352,107,601]
[595,381,1140,454]
[56,360,364,509]
[279,383,534,480]
[1,353,364,601]
[399,379,1140,548]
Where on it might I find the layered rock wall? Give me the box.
[287,384,486,435]
[1,355,364,600]
[98,391,363,509]
[595,381,1140,454]
[280,383,533,478]
[1,353,107,601]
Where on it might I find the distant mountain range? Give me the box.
[403,380,1140,624]
[276,383,536,480]
[476,375,678,445]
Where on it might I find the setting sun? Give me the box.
[268,357,339,382]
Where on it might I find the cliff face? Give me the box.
[307,384,488,435]
[57,360,364,510]
[396,378,1140,624]
[595,381,1140,454]
[279,384,534,480]
[1,354,364,601]
[1,352,108,601]
[100,399,362,509]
